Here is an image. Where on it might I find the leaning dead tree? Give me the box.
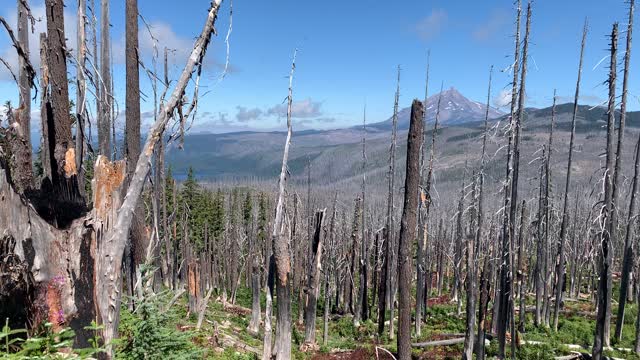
[0,1,225,357]
[397,99,424,360]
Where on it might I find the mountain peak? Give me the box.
[369,87,504,131]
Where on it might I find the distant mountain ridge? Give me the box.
[367,87,504,131]
[167,92,640,194]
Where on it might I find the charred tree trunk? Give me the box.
[359,107,369,322]
[553,19,588,332]
[99,0,111,158]
[497,2,526,357]
[415,51,430,337]
[379,65,400,338]
[615,0,635,341]
[592,23,618,360]
[14,0,33,192]
[397,99,424,360]
[468,65,492,360]
[303,209,326,347]
[124,0,147,296]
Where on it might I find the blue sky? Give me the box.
[0,0,636,134]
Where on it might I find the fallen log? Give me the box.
[412,338,465,347]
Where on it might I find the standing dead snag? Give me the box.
[615,0,635,341]
[397,99,424,360]
[124,0,148,301]
[75,0,87,196]
[470,65,492,360]
[498,1,529,357]
[592,22,618,360]
[266,49,297,360]
[99,0,112,158]
[554,19,588,332]
[415,51,430,337]
[13,0,33,192]
[44,0,84,212]
[303,209,326,348]
[359,106,369,322]
[378,65,400,338]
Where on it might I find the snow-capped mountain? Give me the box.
[369,87,504,131]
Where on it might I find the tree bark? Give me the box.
[99,0,111,158]
[397,99,424,360]
[14,0,33,192]
[303,209,326,347]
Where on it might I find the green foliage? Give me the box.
[116,294,202,360]
[0,319,103,359]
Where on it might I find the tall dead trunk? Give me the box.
[75,0,86,196]
[379,65,400,337]
[396,99,424,360]
[271,50,297,360]
[99,0,111,158]
[124,0,148,303]
[497,2,526,357]
[415,51,430,337]
[359,107,369,322]
[615,0,635,341]
[553,19,588,332]
[303,209,326,347]
[468,65,492,360]
[592,22,618,360]
[14,0,33,191]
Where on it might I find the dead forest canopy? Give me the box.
[3,0,640,360]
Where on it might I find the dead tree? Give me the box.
[13,0,33,191]
[378,65,400,337]
[415,51,430,337]
[75,0,87,195]
[270,49,297,360]
[592,22,618,360]
[615,0,635,341]
[397,99,424,360]
[323,194,338,346]
[497,1,526,357]
[633,136,640,354]
[553,19,588,332]
[124,0,148,295]
[359,106,369,322]
[99,0,111,158]
[538,92,555,327]
[303,209,326,347]
[468,65,492,360]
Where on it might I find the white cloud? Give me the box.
[472,8,510,42]
[414,9,447,41]
[235,106,262,122]
[267,98,323,119]
[493,89,512,108]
